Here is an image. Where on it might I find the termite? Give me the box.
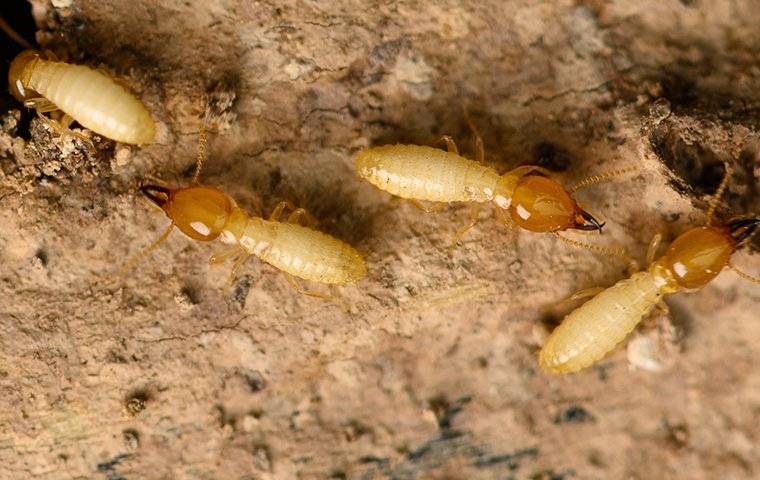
[8,49,156,145]
[355,116,635,255]
[124,127,367,304]
[539,164,760,374]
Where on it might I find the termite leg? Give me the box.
[553,232,639,273]
[646,232,664,266]
[705,162,733,225]
[450,203,481,249]
[226,251,251,287]
[269,200,298,221]
[117,222,175,275]
[410,200,446,213]
[283,273,347,310]
[59,113,95,148]
[505,165,555,179]
[655,300,670,317]
[287,208,319,228]
[436,135,459,154]
[209,245,246,265]
[32,106,93,148]
[462,107,485,163]
[493,207,515,229]
[25,97,59,113]
[569,165,640,193]
[554,286,606,311]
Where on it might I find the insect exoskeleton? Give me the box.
[355,144,603,234]
[8,49,156,145]
[123,128,366,304]
[140,184,367,287]
[539,218,760,374]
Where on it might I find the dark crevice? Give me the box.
[1,1,36,114]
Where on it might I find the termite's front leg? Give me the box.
[449,203,481,250]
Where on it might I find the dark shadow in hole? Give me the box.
[34,247,48,266]
[533,141,574,172]
[1,1,36,138]
[649,122,726,196]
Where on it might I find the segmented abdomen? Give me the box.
[240,219,366,285]
[355,144,499,202]
[539,271,664,374]
[28,60,155,144]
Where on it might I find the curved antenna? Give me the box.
[0,15,33,50]
[705,162,733,225]
[116,222,175,276]
[570,165,639,193]
[191,122,207,184]
[553,232,638,273]
[728,260,760,284]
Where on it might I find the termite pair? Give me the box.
[125,128,367,303]
[539,165,760,374]
[8,49,156,145]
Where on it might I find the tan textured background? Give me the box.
[1,1,760,479]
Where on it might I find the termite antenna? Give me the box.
[116,222,175,276]
[0,15,33,50]
[728,260,760,284]
[570,165,640,193]
[706,161,733,225]
[191,122,207,184]
[554,232,638,273]
[461,105,484,163]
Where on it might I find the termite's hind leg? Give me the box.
[555,286,606,311]
[410,199,446,214]
[59,114,95,149]
[269,200,297,221]
[283,273,348,310]
[449,203,481,250]
[570,165,640,193]
[436,135,459,155]
[286,208,319,228]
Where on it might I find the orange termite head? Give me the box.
[661,217,759,290]
[505,175,604,233]
[141,184,234,242]
[8,49,41,102]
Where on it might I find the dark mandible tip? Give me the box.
[140,184,171,208]
[574,209,606,234]
[729,217,760,243]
